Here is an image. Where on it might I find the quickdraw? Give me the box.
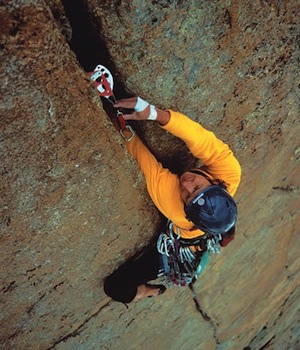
[88,64,135,142]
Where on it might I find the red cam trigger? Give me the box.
[88,70,113,98]
[88,68,127,131]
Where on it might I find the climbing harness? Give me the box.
[88,64,135,141]
[157,220,223,321]
[157,221,205,285]
[157,221,222,285]
[157,222,202,286]
[157,232,196,286]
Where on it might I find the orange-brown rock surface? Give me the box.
[1,1,299,349]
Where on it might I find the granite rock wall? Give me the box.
[1,1,299,349]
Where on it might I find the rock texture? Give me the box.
[1,0,299,349]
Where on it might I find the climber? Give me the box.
[104,97,241,302]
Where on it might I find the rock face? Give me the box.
[0,1,299,349]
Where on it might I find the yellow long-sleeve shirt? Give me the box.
[126,110,241,240]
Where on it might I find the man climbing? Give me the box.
[104,97,241,303]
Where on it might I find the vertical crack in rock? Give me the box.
[210,318,221,348]
[59,0,132,115]
[60,0,111,72]
[190,290,221,347]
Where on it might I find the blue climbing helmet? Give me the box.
[184,184,237,236]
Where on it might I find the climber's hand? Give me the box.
[114,97,153,120]
[114,97,170,125]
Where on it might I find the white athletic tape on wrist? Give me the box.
[148,105,157,120]
[134,97,149,112]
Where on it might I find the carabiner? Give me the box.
[120,125,135,142]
